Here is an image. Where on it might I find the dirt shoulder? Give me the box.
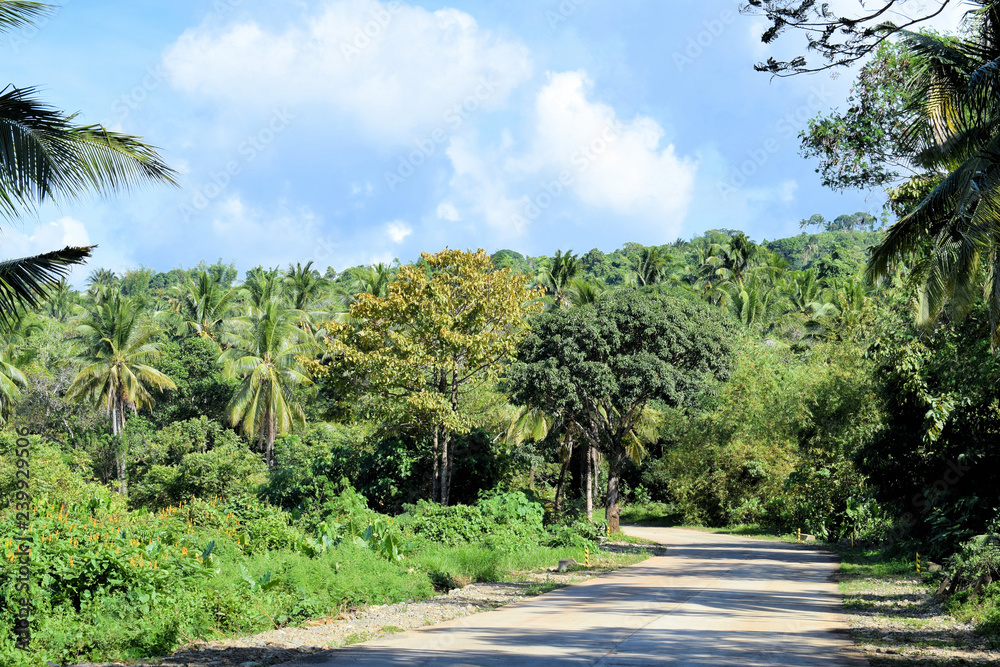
[839,564,1000,665]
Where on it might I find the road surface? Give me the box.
[284,526,867,666]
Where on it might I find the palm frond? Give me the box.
[0,245,92,322]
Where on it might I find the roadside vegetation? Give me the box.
[9,2,1000,665]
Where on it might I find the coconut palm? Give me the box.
[45,278,75,321]
[165,269,238,341]
[536,250,579,309]
[0,2,176,320]
[632,246,665,286]
[0,344,26,423]
[340,263,396,306]
[728,275,788,331]
[568,278,606,308]
[220,299,315,467]
[866,3,1000,345]
[66,290,177,494]
[285,261,333,331]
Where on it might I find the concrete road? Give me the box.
[284,527,867,666]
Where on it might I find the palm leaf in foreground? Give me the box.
[0,245,93,322]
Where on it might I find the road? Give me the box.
[283,527,867,666]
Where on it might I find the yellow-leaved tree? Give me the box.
[308,248,542,505]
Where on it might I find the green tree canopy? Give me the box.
[311,248,542,505]
[506,288,738,531]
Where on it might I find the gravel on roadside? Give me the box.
[841,569,1000,665]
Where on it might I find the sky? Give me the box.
[0,0,972,283]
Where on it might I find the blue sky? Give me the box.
[1,0,969,282]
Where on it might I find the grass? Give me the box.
[411,542,645,588]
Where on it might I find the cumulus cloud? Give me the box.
[386,220,412,243]
[0,217,91,259]
[0,217,94,284]
[436,202,460,221]
[442,70,697,243]
[163,0,533,143]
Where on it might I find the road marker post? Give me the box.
[797,528,801,543]
[916,553,921,574]
[584,547,590,568]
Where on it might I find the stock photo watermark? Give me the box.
[112,0,246,123]
[8,0,74,53]
[510,120,623,229]
[672,9,737,72]
[384,75,501,192]
[11,427,33,651]
[341,1,403,62]
[180,108,296,221]
[546,0,589,29]
[112,65,168,123]
[716,84,832,199]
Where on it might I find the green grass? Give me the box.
[607,533,660,545]
[618,502,681,526]
[410,542,643,587]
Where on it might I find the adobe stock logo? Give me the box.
[384,76,501,192]
[673,10,737,72]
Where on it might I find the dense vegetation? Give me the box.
[3,220,998,660]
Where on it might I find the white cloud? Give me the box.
[163,0,533,144]
[442,70,697,244]
[208,196,341,270]
[436,202,460,221]
[0,217,92,260]
[0,216,95,285]
[386,220,412,243]
[532,71,696,221]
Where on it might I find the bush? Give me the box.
[401,491,545,551]
[947,534,1000,592]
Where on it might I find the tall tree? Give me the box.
[537,249,580,309]
[66,290,176,494]
[507,289,738,532]
[220,298,314,467]
[312,249,542,505]
[165,269,239,341]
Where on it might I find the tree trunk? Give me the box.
[441,368,460,507]
[112,399,127,496]
[554,438,573,514]
[265,415,276,468]
[606,454,621,534]
[432,424,440,503]
[441,430,451,506]
[592,448,600,511]
[584,444,593,521]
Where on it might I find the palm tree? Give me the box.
[285,261,329,312]
[241,266,284,310]
[45,278,75,321]
[536,250,579,309]
[0,345,26,424]
[632,246,668,286]
[285,261,332,331]
[341,263,396,305]
[66,290,177,494]
[0,1,176,320]
[568,278,605,307]
[220,299,314,467]
[165,269,238,341]
[867,3,1000,344]
[728,275,788,331]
